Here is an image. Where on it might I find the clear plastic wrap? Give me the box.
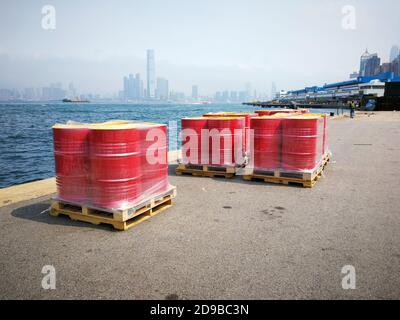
[247,114,328,173]
[202,112,257,155]
[53,121,171,211]
[181,116,246,166]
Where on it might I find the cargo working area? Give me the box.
[1,111,400,299]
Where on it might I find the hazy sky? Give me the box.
[0,0,399,95]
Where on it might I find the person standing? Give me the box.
[349,100,356,119]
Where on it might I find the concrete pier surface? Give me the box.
[1,112,400,299]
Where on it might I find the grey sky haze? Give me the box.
[0,0,399,95]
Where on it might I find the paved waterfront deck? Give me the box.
[1,112,400,299]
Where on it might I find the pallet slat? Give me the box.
[50,186,177,230]
[242,153,330,188]
[175,163,235,178]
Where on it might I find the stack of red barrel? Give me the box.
[53,121,169,209]
[181,116,246,166]
[250,113,327,172]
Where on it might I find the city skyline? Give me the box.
[1,45,399,102]
[0,0,399,96]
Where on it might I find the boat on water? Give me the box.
[62,98,90,103]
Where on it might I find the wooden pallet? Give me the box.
[50,186,177,231]
[175,163,236,178]
[242,153,330,188]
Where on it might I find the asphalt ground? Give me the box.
[1,112,399,299]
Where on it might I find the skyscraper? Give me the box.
[68,82,76,98]
[156,77,169,100]
[245,82,252,100]
[222,91,229,102]
[359,49,381,77]
[390,45,400,63]
[147,49,156,98]
[392,56,400,76]
[123,74,141,100]
[135,73,141,99]
[128,74,135,99]
[191,85,198,100]
[271,82,277,100]
[230,91,237,102]
[123,76,129,99]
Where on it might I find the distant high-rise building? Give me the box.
[390,45,400,62]
[379,63,392,73]
[128,74,135,99]
[271,82,277,100]
[191,85,198,100]
[222,91,229,102]
[215,91,222,102]
[245,82,252,100]
[359,49,381,77]
[230,91,237,102]
[123,73,142,100]
[170,91,185,101]
[123,76,129,99]
[147,49,156,98]
[359,49,370,76]
[135,73,142,98]
[67,82,76,98]
[42,84,65,100]
[23,87,35,100]
[392,55,400,76]
[349,71,359,79]
[140,80,144,98]
[156,77,169,100]
[0,89,12,101]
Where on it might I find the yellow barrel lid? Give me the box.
[256,109,296,113]
[53,120,165,130]
[203,116,245,120]
[182,116,208,120]
[251,115,280,119]
[299,113,326,117]
[52,123,90,129]
[89,121,165,130]
[284,115,321,120]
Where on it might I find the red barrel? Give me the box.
[139,123,168,196]
[181,117,208,165]
[89,124,142,209]
[203,112,251,128]
[281,117,321,171]
[203,112,250,153]
[251,117,282,170]
[53,125,89,203]
[207,117,245,166]
[300,113,327,157]
[256,109,299,116]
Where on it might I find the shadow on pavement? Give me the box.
[11,199,113,231]
[168,163,307,188]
